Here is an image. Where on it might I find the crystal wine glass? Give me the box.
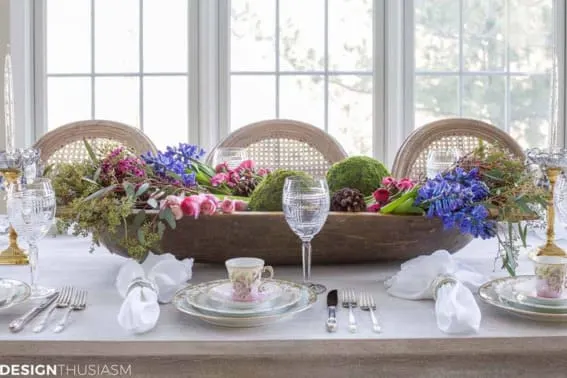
[426,148,461,179]
[282,176,330,294]
[7,178,56,298]
[211,147,249,171]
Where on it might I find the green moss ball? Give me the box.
[326,156,389,196]
[248,169,311,211]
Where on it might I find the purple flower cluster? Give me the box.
[99,147,146,185]
[142,143,206,187]
[415,167,496,239]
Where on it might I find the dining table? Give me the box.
[1,231,567,378]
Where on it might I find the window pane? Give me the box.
[279,76,324,127]
[415,75,459,127]
[328,75,372,156]
[94,0,139,73]
[94,77,139,127]
[143,0,188,72]
[328,0,373,71]
[144,77,188,149]
[279,0,325,71]
[231,76,276,129]
[509,0,553,73]
[46,0,91,74]
[414,0,460,72]
[47,77,91,129]
[462,76,505,127]
[462,0,505,72]
[231,0,276,71]
[509,75,551,148]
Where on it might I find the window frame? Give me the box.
[10,0,566,167]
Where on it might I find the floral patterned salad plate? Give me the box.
[479,276,567,322]
[173,280,316,327]
[184,279,302,317]
[206,280,284,310]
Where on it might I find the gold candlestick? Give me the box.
[0,169,27,265]
[537,167,566,257]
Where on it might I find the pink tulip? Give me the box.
[234,200,248,211]
[367,203,381,212]
[382,177,397,187]
[397,178,414,191]
[215,162,229,173]
[220,199,236,214]
[181,197,201,219]
[200,197,217,216]
[211,173,228,187]
[373,188,390,204]
[239,160,255,170]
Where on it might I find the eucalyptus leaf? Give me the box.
[133,210,146,229]
[135,182,150,197]
[157,221,166,238]
[124,182,135,199]
[147,198,158,209]
[82,184,117,202]
[137,228,146,245]
[81,177,100,186]
[160,207,177,229]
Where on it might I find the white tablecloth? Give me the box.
[0,233,566,377]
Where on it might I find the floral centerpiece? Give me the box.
[53,141,263,261]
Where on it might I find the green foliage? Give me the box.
[49,161,99,207]
[248,169,310,211]
[326,156,389,196]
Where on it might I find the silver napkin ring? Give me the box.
[126,277,158,296]
[431,275,458,301]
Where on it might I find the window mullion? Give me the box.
[555,0,566,148]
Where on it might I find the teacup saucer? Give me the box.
[514,280,567,307]
[208,281,282,310]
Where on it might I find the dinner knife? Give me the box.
[9,291,59,333]
[326,289,338,332]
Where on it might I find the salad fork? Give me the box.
[341,288,357,333]
[33,286,73,333]
[359,292,381,333]
[54,289,87,333]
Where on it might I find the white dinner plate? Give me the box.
[479,276,567,321]
[173,281,316,327]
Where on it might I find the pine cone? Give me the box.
[331,188,367,212]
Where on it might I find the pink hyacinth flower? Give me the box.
[382,177,397,187]
[211,173,229,187]
[397,178,414,191]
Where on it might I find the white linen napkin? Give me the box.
[385,250,485,334]
[116,253,193,334]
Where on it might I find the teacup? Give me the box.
[531,253,567,298]
[225,257,274,302]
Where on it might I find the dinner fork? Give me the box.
[341,288,357,333]
[54,289,87,333]
[359,291,381,333]
[33,286,73,333]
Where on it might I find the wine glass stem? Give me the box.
[28,240,38,290]
[302,240,312,283]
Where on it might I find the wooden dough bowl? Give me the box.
[100,211,473,265]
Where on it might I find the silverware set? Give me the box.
[326,288,380,333]
[9,286,87,333]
